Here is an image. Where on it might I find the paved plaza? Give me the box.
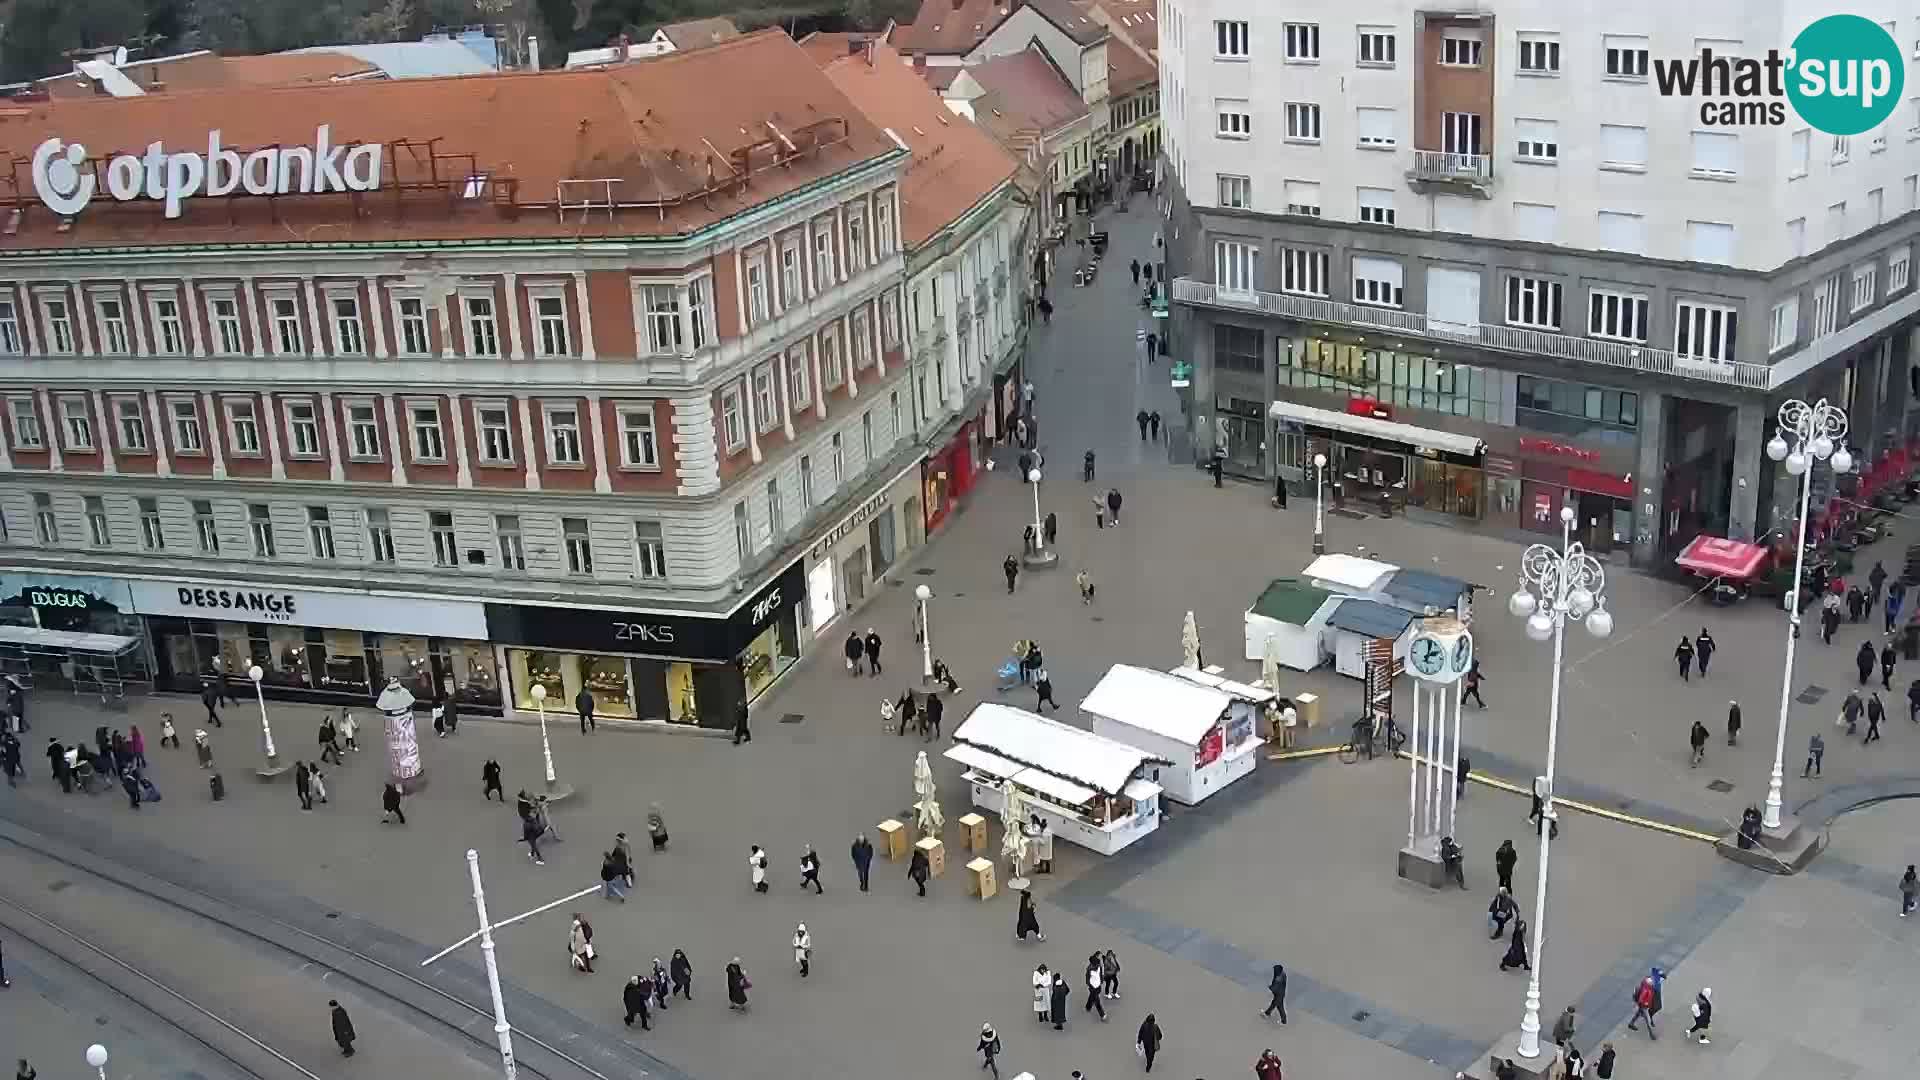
[7,209,1920,1080]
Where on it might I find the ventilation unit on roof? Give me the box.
[461,174,488,199]
[3,209,18,235]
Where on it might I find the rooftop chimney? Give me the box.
[951,0,965,9]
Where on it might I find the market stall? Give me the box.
[1243,578,1337,667]
[1166,665,1280,738]
[947,703,1168,856]
[1303,554,1399,597]
[1080,664,1259,805]
[1379,569,1476,622]
[1326,599,1418,679]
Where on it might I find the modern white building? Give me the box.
[1160,0,1920,567]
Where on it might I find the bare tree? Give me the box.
[353,0,415,42]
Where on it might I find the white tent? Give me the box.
[1081,664,1257,804]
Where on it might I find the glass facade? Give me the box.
[1514,375,1638,447]
[1277,338,1508,421]
[150,618,499,707]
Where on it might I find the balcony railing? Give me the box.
[1171,278,1772,391]
[1408,150,1492,185]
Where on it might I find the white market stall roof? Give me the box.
[1166,666,1279,704]
[1304,553,1399,593]
[1079,664,1234,745]
[952,702,1170,797]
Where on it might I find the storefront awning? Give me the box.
[1674,536,1768,578]
[0,625,140,654]
[1269,401,1483,458]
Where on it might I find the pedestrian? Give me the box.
[839,832,870,893]
[1003,554,1020,593]
[1082,954,1109,1020]
[1464,661,1487,707]
[1043,511,1058,548]
[601,850,629,902]
[1050,971,1070,1030]
[46,739,69,793]
[14,1061,31,1080]
[1858,641,1876,685]
[0,732,18,788]
[1882,641,1898,690]
[1563,1044,1585,1078]
[1870,560,1889,606]
[1255,1049,1284,1080]
[1035,669,1059,712]
[318,715,342,764]
[843,630,864,676]
[522,803,547,865]
[1148,411,1161,441]
[1686,987,1712,1044]
[1627,969,1659,1038]
[732,699,752,745]
[1016,888,1045,941]
[1084,449,1097,482]
[1675,637,1694,680]
[1727,701,1742,746]
[1891,581,1909,633]
[1695,628,1716,676]
[623,974,652,1029]
[865,628,883,676]
[749,845,769,893]
[1262,962,1288,1022]
[309,764,328,805]
[1440,835,1466,889]
[1595,1042,1616,1079]
[1210,448,1225,487]
[575,686,596,733]
[569,915,595,973]
[200,679,223,728]
[1500,919,1531,971]
[1488,886,1517,939]
[726,958,750,1011]
[1094,495,1106,528]
[482,758,504,801]
[1867,693,1885,744]
[1901,864,1918,916]
[1804,732,1825,777]
[1077,570,1096,605]
[1106,487,1123,525]
[1551,1004,1577,1046]
[1145,330,1158,360]
[1844,689,1864,733]
[671,949,693,1000]
[1101,948,1121,999]
[644,957,669,1011]
[1130,258,1141,285]
[127,725,146,769]
[193,730,212,771]
[295,761,314,811]
[925,691,944,741]
[1456,754,1471,801]
[329,999,356,1056]
[800,844,823,894]
[1136,409,1149,438]
[1135,1013,1162,1072]
[339,710,359,752]
[381,782,406,824]
[1032,964,1052,1023]
[1689,719,1710,767]
[909,844,930,897]
[1039,295,1053,323]
[977,1022,1003,1079]
[1907,679,1920,723]
[792,923,812,977]
[1823,599,1842,644]
[442,697,460,736]
[160,713,179,748]
[1850,585,1867,623]
[120,765,141,810]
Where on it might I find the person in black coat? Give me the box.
[1858,641,1877,685]
[330,999,356,1056]
[1694,628,1717,676]
[482,758,504,801]
[294,762,314,811]
[200,680,223,727]
[1016,889,1044,941]
[1500,919,1531,971]
[908,847,930,897]
[1882,641,1899,690]
[670,949,693,1000]
[1106,488,1123,524]
[1049,972,1070,1030]
[1004,554,1020,593]
[1727,701,1742,746]
[799,844,823,894]
[623,975,652,1029]
[1867,693,1887,744]
[725,958,749,1010]
[1488,887,1518,939]
[863,630,883,676]
[1675,637,1695,680]
[46,740,69,793]
[575,687,596,733]
[382,782,406,824]
[1136,1014,1162,1072]
[851,834,874,891]
[1262,963,1288,1022]
[119,766,142,810]
[732,700,752,746]
[844,631,865,676]
[924,693,945,741]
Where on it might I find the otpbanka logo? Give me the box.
[30,126,383,219]
[1653,14,1904,135]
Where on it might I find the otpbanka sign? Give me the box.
[31,126,383,219]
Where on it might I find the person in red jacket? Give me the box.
[1255,1049,1283,1080]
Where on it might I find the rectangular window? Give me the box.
[95,296,130,354]
[1284,102,1322,142]
[1280,247,1329,296]
[1788,217,1808,258]
[851,309,873,369]
[1869,187,1884,225]
[1284,179,1322,217]
[1357,187,1396,226]
[534,295,570,356]
[1505,276,1563,330]
[193,499,218,553]
[1355,106,1395,148]
[846,211,868,272]
[477,404,513,463]
[0,299,21,354]
[863,411,874,464]
[307,506,337,559]
[1357,28,1394,65]
[1596,210,1645,254]
[1813,274,1842,336]
[687,276,713,350]
[366,507,395,563]
[733,501,751,560]
[151,296,186,354]
[1686,221,1736,264]
[1599,124,1648,169]
[138,497,163,550]
[1215,240,1257,293]
[787,348,813,410]
[1217,174,1251,208]
[1689,131,1740,177]
[286,400,321,457]
[10,397,42,449]
[85,496,109,547]
[1514,202,1557,243]
[563,517,593,575]
[1442,111,1483,155]
[430,511,457,567]
[1283,22,1319,61]
[780,243,805,308]
[209,296,244,354]
[496,514,526,571]
[1515,118,1558,162]
[1518,35,1560,74]
[1588,290,1650,343]
[1828,201,1848,242]
[1790,129,1811,177]
[801,454,815,507]
[1851,263,1878,312]
[170,399,203,452]
[1891,246,1912,293]
[720,387,745,451]
[1350,256,1404,308]
[270,296,303,354]
[395,297,430,356]
[1440,31,1483,66]
[410,404,444,461]
[329,295,364,355]
[746,256,771,325]
[1832,134,1850,163]
[32,492,56,544]
[831,431,845,485]
[60,396,93,450]
[1674,301,1739,362]
[633,520,667,579]
[1215,19,1249,57]
[618,405,659,468]
[874,199,896,256]
[248,503,275,557]
[814,224,837,289]
[115,397,147,451]
[641,284,681,355]
[1216,101,1252,138]
[753,364,779,431]
[226,399,260,455]
[346,402,381,459]
[822,332,846,388]
[42,297,73,354]
[464,295,500,357]
[1769,297,1799,353]
[880,291,901,348]
[1604,35,1649,79]
[545,405,582,464]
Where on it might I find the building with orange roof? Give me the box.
[0,29,933,729]
[822,41,1035,536]
[1074,0,1160,178]
[945,47,1093,222]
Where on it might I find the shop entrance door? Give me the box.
[842,548,868,610]
[1577,492,1616,554]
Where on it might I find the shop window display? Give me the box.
[1278,338,1506,422]
[379,634,438,701]
[740,613,799,702]
[506,650,636,718]
[1409,459,1486,519]
[317,628,371,693]
[512,650,568,710]
[435,640,501,706]
[579,655,636,718]
[666,661,698,724]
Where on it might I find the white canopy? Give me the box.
[1079,664,1232,745]
[0,625,140,653]
[1304,553,1399,593]
[1166,666,1278,704]
[953,702,1166,797]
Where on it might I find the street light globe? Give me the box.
[1312,453,1327,469]
[1525,610,1555,641]
[1784,450,1809,476]
[1559,505,1576,525]
[1508,588,1538,618]
[530,683,547,702]
[1568,587,1595,618]
[1028,468,1042,484]
[86,1045,109,1068]
[915,584,932,601]
[1831,447,1855,474]
[1586,606,1615,639]
[1809,434,1834,461]
[247,664,263,683]
[1765,434,1790,461]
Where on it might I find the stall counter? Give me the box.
[962,771,1161,856]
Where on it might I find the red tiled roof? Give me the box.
[895,0,1106,55]
[0,30,899,250]
[1106,34,1155,93]
[961,49,1088,135]
[1079,0,1157,57]
[824,41,1017,248]
[38,50,378,99]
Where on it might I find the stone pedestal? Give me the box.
[254,758,290,781]
[1715,812,1824,873]
[1461,1031,1557,1080]
[1397,834,1447,889]
[541,778,577,803]
[1021,548,1060,570]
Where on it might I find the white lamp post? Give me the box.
[1762,398,1851,831]
[915,584,935,683]
[247,663,285,776]
[85,1044,108,1080]
[1507,505,1613,1061]
[528,683,561,795]
[1312,452,1328,555]
[1029,467,1045,547]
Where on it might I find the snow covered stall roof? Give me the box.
[1304,554,1398,593]
[1079,664,1234,746]
[951,703,1169,797]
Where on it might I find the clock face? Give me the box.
[1452,635,1474,675]
[1411,636,1446,676]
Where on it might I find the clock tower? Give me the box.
[1397,616,1472,890]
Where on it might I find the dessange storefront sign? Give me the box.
[32,126,383,219]
[126,579,486,639]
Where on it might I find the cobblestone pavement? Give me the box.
[7,207,1920,1080]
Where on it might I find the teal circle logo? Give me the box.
[1785,15,1904,136]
